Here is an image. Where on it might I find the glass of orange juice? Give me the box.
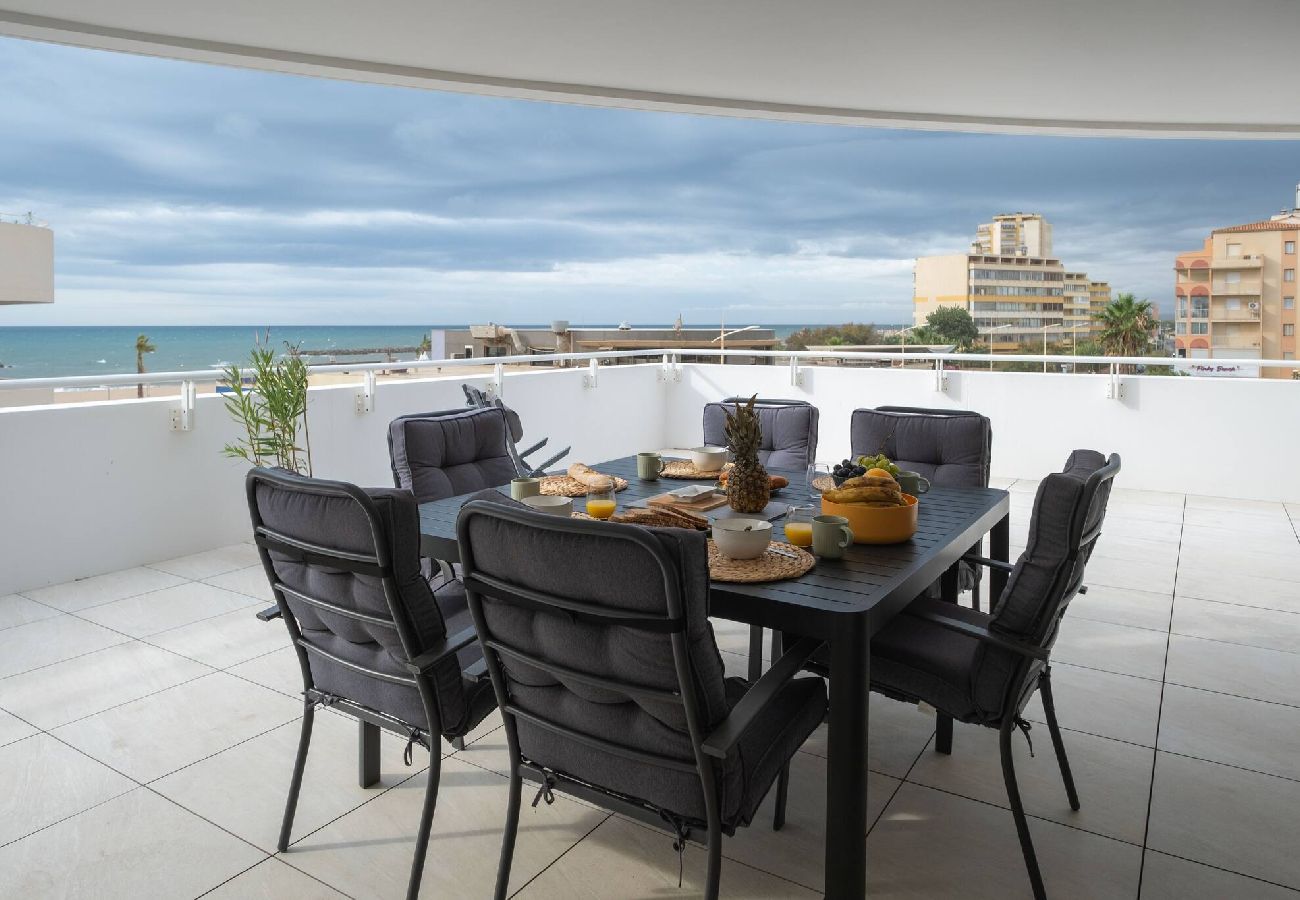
[586,477,617,520]
[784,505,814,548]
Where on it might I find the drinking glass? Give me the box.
[586,477,617,520]
[806,462,832,500]
[784,505,814,548]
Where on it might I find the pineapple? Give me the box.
[723,395,771,514]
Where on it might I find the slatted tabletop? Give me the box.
[418,455,1010,641]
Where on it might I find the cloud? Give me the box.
[2,35,1299,326]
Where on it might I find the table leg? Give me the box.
[747,625,764,682]
[825,616,870,900]
[935,564,960,755]
[359,720,381,788]
[991,513,1011,602]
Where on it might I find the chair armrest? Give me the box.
[255,606,282,622]
[961,553,1015,574]
[701,636,824,759]
[404,625,480,675]
[908,609,1047,661]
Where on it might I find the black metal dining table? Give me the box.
[416,456,1010,899]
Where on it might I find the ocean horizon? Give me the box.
[0,323,902,380]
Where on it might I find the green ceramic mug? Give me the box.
[637,452,668,480]
[895,471,931,496]
[812,514,854,559]
[510,477,542,500]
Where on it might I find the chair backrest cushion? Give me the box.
[250,471,467,732]
[388,407,519,503]
[459,493,738,821]
[990,450,1116,642]
[702,399,819,469]
[850,407,991,487]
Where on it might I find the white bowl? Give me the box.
[690,446,729,472]
[522,495,574,516]
[711,518,772,560]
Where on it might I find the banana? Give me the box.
[838,475,899,491]
[824,486,904,505]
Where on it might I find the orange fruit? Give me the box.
[866,467,895,480]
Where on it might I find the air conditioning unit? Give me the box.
[1248,301,1260,310]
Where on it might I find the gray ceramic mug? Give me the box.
[895,471,931,495]
[812,514,854,559]
[510,477,542,500]
[637,452,668,480]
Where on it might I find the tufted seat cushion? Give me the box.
[388,407,519,504]
[703,400,819,470]
[459,490,827,828]
[253,478,493,738]
[870,598,1019,725]
[849,407,991,487]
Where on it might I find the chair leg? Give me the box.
[406,747,442,900]
[773,762,790,831]
[494,769,523,900]
[277,703,315,852]
[1040,670,1080,811]
[1000,717,1047,900]
[936,714,953,754]
[704,816,723,900]
[450,736,465,751]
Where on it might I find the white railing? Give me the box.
[4,350,1300,594]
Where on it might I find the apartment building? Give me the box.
[914,215,1107,350]
[1174,189,1300,378]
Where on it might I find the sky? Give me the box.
[4,36,1300,327]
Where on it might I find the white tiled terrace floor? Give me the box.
[1,482,1299,898]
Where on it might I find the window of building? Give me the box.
[1191,322,1208,334]
[1175,321,1187,335]
[1225,271,1241,284]
[1285,324,1296,337]
[1285,352,1296,360]
[1286,297,1296,310]
[1226,298,1242,310]
[1226,243,1242,257]
[1286,269,1296,282]
[1286,241,1296,254]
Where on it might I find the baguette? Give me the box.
[566,462,612,488]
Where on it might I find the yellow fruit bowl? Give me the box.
[821,494,918,544]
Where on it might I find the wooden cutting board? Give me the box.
[644,490,729,512]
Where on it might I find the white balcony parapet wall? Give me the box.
[2,349,1298,595]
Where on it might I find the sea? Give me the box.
[0,324,820,380]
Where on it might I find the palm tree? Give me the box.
[1093,293,1155,371]
[135,333,156,398]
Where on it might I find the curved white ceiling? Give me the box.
[3,0,1299,138]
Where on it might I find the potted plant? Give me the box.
[221,342,312,475]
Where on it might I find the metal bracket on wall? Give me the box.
[583,358,599,389]
[658,353,681,383]
[1106,366,1126,400]
[489,362,505,398]
[355,370,376,414]
[934,360,949,393]
[789,355,805,388]
[170,380,196,431]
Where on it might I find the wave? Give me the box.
[96,359,107,364]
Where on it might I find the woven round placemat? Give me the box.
[812,474,837,494]
[539,474,629,498]
[707,541,814,583]
[661,459,726,480]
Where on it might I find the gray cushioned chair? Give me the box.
[703,397,819,469]
[869,450,1120,900]
[388,406,520,504]
[456,491,828,900]
[851,405,993,605]
[246,468,498,900]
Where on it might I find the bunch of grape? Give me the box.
[854,454,901,477]
[832,458,867,482]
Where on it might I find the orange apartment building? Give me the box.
[1174,191,1300,378]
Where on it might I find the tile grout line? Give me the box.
[1135,493,1184,899]
[507,813,613,898]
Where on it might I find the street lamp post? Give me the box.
[986,323,1014,370]
[1041,323,1066,373]
[713,324,760,363]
